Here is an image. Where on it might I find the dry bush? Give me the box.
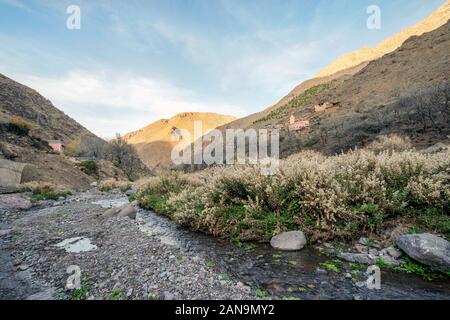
[19,181,72,201]
[365,134,413,154]
[99,178,131,193]
[7,116,34,136]
[137,146,450,242]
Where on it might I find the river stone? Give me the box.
[103,207,121,218]
[396,233,450,272]
[270,231,307,251]
[117,204,137,219]
[383,246,403,259]
[337,253,376,265]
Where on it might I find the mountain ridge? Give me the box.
[123,112,236,168]
[315,0,450,78]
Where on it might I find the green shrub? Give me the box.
[80,160,98,176]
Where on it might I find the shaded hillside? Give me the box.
[255,20,450,156]
[315,0,450,78]
[0,73,103,147]
[219,62,368,131]
[123,112,236,168]
[0,74,127,191]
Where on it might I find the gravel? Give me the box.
[0,191,255,300]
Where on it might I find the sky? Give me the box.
[0,0,446,138]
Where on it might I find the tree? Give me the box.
[103,134,144,180]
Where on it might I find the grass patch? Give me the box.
[71,274,92,300]
[79,160,98,176]
[110,288,125,300]
[376,256,449,281]
[255,288,269,299]
[30,190,71,202]
[254,83,330,124]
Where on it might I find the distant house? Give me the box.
[314,102,335,113]
[289,115,310,131]
[47,140,65,154]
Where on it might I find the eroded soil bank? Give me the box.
[1,191,449,300]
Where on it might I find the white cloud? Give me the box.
[0,0,30,11]
[12,70,245,137]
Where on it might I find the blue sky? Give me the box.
[0,0,445,138]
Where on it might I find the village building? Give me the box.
[314,102,335,112]
[47,140,65,154]
[288,115,310,131]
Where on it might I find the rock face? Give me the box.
[270,231,307,251]
[0,159,28,192]
[396,233,450,272]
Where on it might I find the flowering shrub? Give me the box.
[99,179,131,193]
[137,146,450,242]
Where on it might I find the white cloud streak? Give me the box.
[13,70,245,137]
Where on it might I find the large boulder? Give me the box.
[0,159,27,192]
[103,207,121,218]
[117,204,137,219]
[270,231,307,251]
[103,204,136,220]
[396,233,450,272]
[337,253,376,265]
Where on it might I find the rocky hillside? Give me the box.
[0,74,118,191]
[0,74,103,146]
[123,112,236,169]
[315,0,450,78]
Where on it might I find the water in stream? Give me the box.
[113,197,450,300]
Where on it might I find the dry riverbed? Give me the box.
[1,190,449,300]
[0,191,254,300]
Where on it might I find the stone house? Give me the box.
[47,140,65,154]
[289,115,310,131]
[314,102,335,112]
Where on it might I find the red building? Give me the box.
[47,140,65,154]
[289,115,310,131]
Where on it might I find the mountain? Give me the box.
[315,0,450,78]
[123,112,236,168]
[0,74,102,145]
[219,1,450,133]
[215,9,450,159]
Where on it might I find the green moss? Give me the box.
[320,260,341,272]
[376,256,449,281]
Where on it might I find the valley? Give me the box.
[1,0,449,303]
